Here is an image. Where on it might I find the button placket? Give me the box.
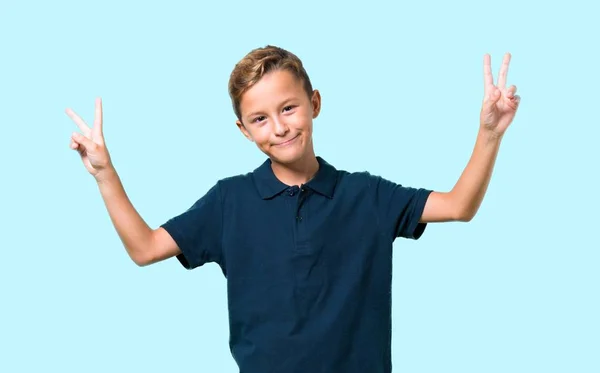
[287,187,297,197]
[295,186,308,222]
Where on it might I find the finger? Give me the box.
[510,94,521,109]
[514,95,521,106]
[483,87,502,109]
[506,84,517,98]
[483,53,494,94]
[70,138,78,149]
[93,97,103,136]
[65,108,92,137]
[497,52,511,89]
[71,131,95,151]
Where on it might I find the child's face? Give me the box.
[236,69,321,165]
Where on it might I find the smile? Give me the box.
[274,134,299,147]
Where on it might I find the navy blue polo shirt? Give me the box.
[161,156,432,373]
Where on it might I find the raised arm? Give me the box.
[66,98,181,266]
[421,53,521,223]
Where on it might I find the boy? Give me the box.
[66,45,520,372]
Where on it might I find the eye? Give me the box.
[283,105,295,112]
[253,115,266,123]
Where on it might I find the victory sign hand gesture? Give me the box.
[480,53,521,137]
[66,98,113,179]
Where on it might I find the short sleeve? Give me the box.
[371,175,433,241]
[160,182,223,269]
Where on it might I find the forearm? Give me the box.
[450,129,502,220]
[95,167,154,265]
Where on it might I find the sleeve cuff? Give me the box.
[160,222,197,270]
[404,189,433,240]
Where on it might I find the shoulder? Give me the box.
[331,167,382,198]
[214,172,250,189]
[333,167,414,201]
[335,167,383,188]
[212,171,257,200]
[217,171,253,187]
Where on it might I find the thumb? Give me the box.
[71,132,96,151]
[484,88,502,108]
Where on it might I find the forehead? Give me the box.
[240,69,305,115]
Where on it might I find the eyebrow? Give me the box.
[246,97,298,119]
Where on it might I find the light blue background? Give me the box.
[1,1,598,372]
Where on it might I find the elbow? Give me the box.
[131,253,149,267]
[128,249,153,267]
[446,191,477,222]
[133,256,151,267]
[458,213,475,222]
[456,207,476,222]
[128,231,157,267]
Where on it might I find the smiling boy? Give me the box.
[67,45,520,372]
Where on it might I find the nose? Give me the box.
[272,116,289,137]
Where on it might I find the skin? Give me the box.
[233,54,521,223]
[65,52,520,266]
[420,53,521,222]
[235,69,322,186]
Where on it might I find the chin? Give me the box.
[265,146,308,165]
[268,151,302,165]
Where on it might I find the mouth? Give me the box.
[274,134,300,147]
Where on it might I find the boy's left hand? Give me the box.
[480,53,521,138]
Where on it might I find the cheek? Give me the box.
[301,117,313,134]
[252,128,272,146]
[292,112,312,131]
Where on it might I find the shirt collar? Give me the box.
[252,156,338,200]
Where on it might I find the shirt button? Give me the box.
[296,216,303,221]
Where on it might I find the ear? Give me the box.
[236,119,254,142]
[311,89,322,119]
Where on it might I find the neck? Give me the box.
[270,150,319,187]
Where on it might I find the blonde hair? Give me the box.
[228,45,314,121]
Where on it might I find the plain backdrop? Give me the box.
[1,1,598,372]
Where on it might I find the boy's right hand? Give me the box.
[66,97,113,182]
